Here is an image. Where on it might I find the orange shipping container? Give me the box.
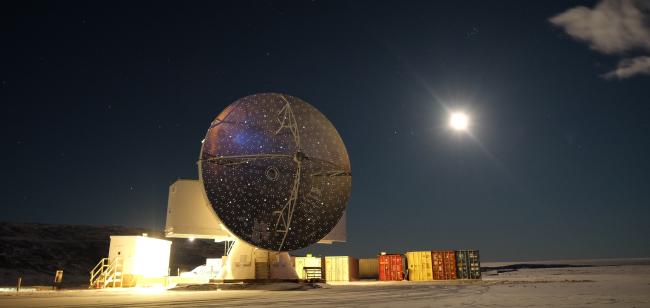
[378,254,404,281]
[431,250,457,280]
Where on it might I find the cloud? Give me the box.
[549,0,650,54]
[550,0,650,79]
[602,56,650,79]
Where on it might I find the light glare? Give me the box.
[449,112,469,131]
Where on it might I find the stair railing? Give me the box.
[89,256,123,288]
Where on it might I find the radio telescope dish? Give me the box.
[199,93,351,251]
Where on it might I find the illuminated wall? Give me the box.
[108,236,172,278]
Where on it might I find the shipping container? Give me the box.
[324,256,359,282]
[431,250,457,280]
[294,254,323,280]
[405,251,433,281]
[456,250,481,279]
[358,258,379,279]
[378,254,405,281]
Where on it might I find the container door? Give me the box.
[469,250,481,279]
[391,255,404,280]
[456,251,469,279]
[423,252,433,281]
[325,257,348,282]
[431,251,443,280]
[332,257,340,281]
[406,252,417,281]
[379,255,388,281]
[325,258,333,281]
[443,251,457,279]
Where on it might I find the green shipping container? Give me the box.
[455,250,481,279]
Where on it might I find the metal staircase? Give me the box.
[90,256,123,288]
[303,267,323,282]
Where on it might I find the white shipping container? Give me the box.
[324,256,359,282]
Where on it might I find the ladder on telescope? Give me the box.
[89,256,123,288]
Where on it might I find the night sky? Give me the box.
[2,1,649,261]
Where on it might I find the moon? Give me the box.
[449,112,469,131]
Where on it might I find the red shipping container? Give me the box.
[431,250,457,280]
[378,254,404,281]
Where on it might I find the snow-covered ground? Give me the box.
[1,263,649,307]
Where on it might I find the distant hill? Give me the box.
[0,222,224,287]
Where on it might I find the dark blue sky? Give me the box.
[2,1,649,261]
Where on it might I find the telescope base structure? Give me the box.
[213,240,299,282]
